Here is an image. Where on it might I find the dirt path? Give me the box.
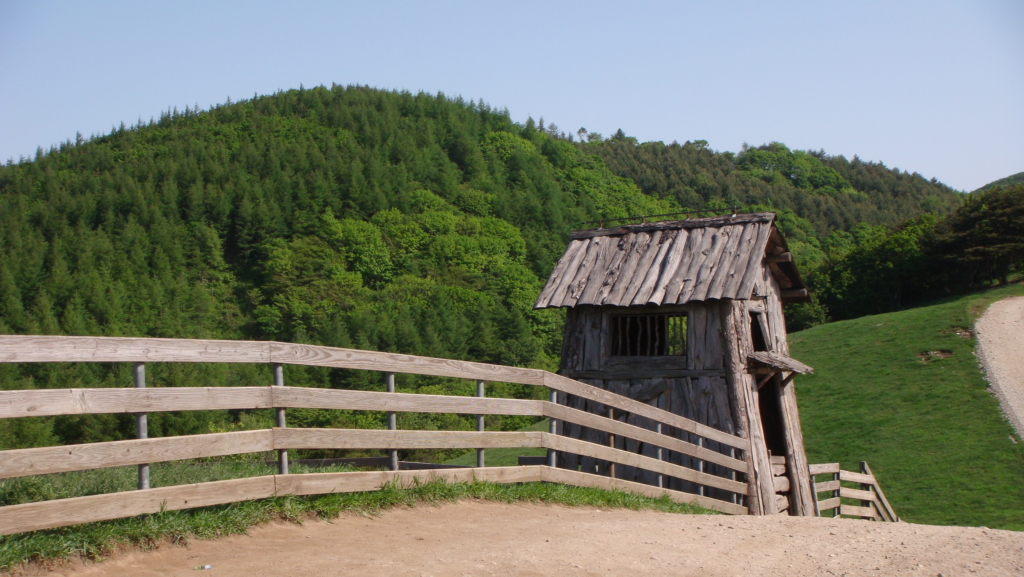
[976,295,1024,438]
[36,502,1024,577]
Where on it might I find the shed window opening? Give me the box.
[610,313,687,356]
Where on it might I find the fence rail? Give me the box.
[0,335,752,535]
[809,462,898,522]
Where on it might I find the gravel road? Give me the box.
[976,295,1024,438]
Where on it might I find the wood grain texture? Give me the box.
[840,487,877,502]
[539,466,747,515]
[814,480,840,493]
[272,387,543,416]
[541,433,747,494]
[840,504,879,519]
[0,335,271,364]
[0,476,276,535]
[838,470,876,485]
[273,428,543,450]
[861,462,898,522]
[0,387,272,419]
[808,463,840,475]
[541,402,747,473]
[747,351,813,374]
[535,240,586,308]
[269,342,546,385]
[543,372,747,449]
[0,430,274,479]
[817,496,841,511]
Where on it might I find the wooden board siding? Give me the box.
[534,214,803,308]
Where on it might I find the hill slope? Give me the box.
[974,171,1024,193]
[790,283,1024,529]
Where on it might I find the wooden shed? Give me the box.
[535,212,816,515]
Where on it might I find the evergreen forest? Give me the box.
[1,85,1020,452]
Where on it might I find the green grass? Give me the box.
[444,418,550,467]
[791,282,1024,529]
[0,459,714,573]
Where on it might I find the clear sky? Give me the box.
[1,0,1021,192]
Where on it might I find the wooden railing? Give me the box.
[0,336,752,535]
[809,462,898,522]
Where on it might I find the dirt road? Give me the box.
[976,295,1024,437]
[39,502,1024,577]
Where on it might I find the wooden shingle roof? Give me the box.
[535,213,802,309]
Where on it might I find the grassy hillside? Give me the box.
[791,283,1024,529]
[975,171,1024,193]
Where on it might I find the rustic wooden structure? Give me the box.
[535,212,817,515]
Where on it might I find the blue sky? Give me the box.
[1,1,1021,191]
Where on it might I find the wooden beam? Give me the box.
[0,387,273,419]
[0,476,276,536]
[0,335,271,364]
[568,213,776,240]
[541,433,747,494]
[276,466,545,496]
[808,463,840,475]
[839,503,878,519]
[272,387,544,417]
[0,430,274,479]
[273,428,543,451]
[780,288,809,299]
[862,462,898,522]
[817,496,841,511]
[838,470,876,485]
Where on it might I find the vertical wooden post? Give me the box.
[655,422,663,489]
[547,389,557,467]
[386,372,398,471]
[607,407,616,478]
[832,469,840,517]
[697,437,705,496]
[273,364,288,475]
[729,447,738,504]
[134,362,149,490]
[476,380,485,468]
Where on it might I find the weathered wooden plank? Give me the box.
[0,430,274,479]
[0,336,271,364]
[542,433,747,494]
[688,226,735,302]
[577,234,627,305]
[632,230,678,305]
[718,222,762,300]
[817,496,841,511]
[594,235,640,305]
[269,343,545,386]
[272,387,543,416]
[808,463,840,475]
[838,470,876,485]
[748,352,813,374]
[676,226,719,303]
[542,402,748,474]
[564,369,724,381]
[645,229,690,304]
[667,227,707,304]
[775,494,790,512]
[618,230,664,305]
[773,475,791,493]
[0,476,276,535]
[535,239,587,308]
[0,387,272,419]
[542,238,595,308]
[277,466,545,496]
[604,232,652,305]
[273,428,543,450]
[734,222,775,299]
[777,377,816,516]
[840,486,878,502]
[560,235,610,307]
[569,213,775,239]
[840,504,878,519]
[764,252,793,264]
[543,372,747,450]
[814,480,840,493]
[769,455,786,465]
[771,463,786,476]
[539,466,748,515]
[705,223,750,300]
[721,299,776,515]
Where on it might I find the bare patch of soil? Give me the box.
[32,502,1024,577]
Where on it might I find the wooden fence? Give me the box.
[809,462,898,522]
[0,335,752,535]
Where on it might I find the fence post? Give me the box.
[476,380,485,468]
[655,422,664,488]
[386,372,398,471]
[607,408,616,478]
[697,437,705,496]
[134,362,149,490]
[273,364,288,475]
[546,389,557,467]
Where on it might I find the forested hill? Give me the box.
[582,135,963,237]
[975,171,1024,193]
[0,85,976,447]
